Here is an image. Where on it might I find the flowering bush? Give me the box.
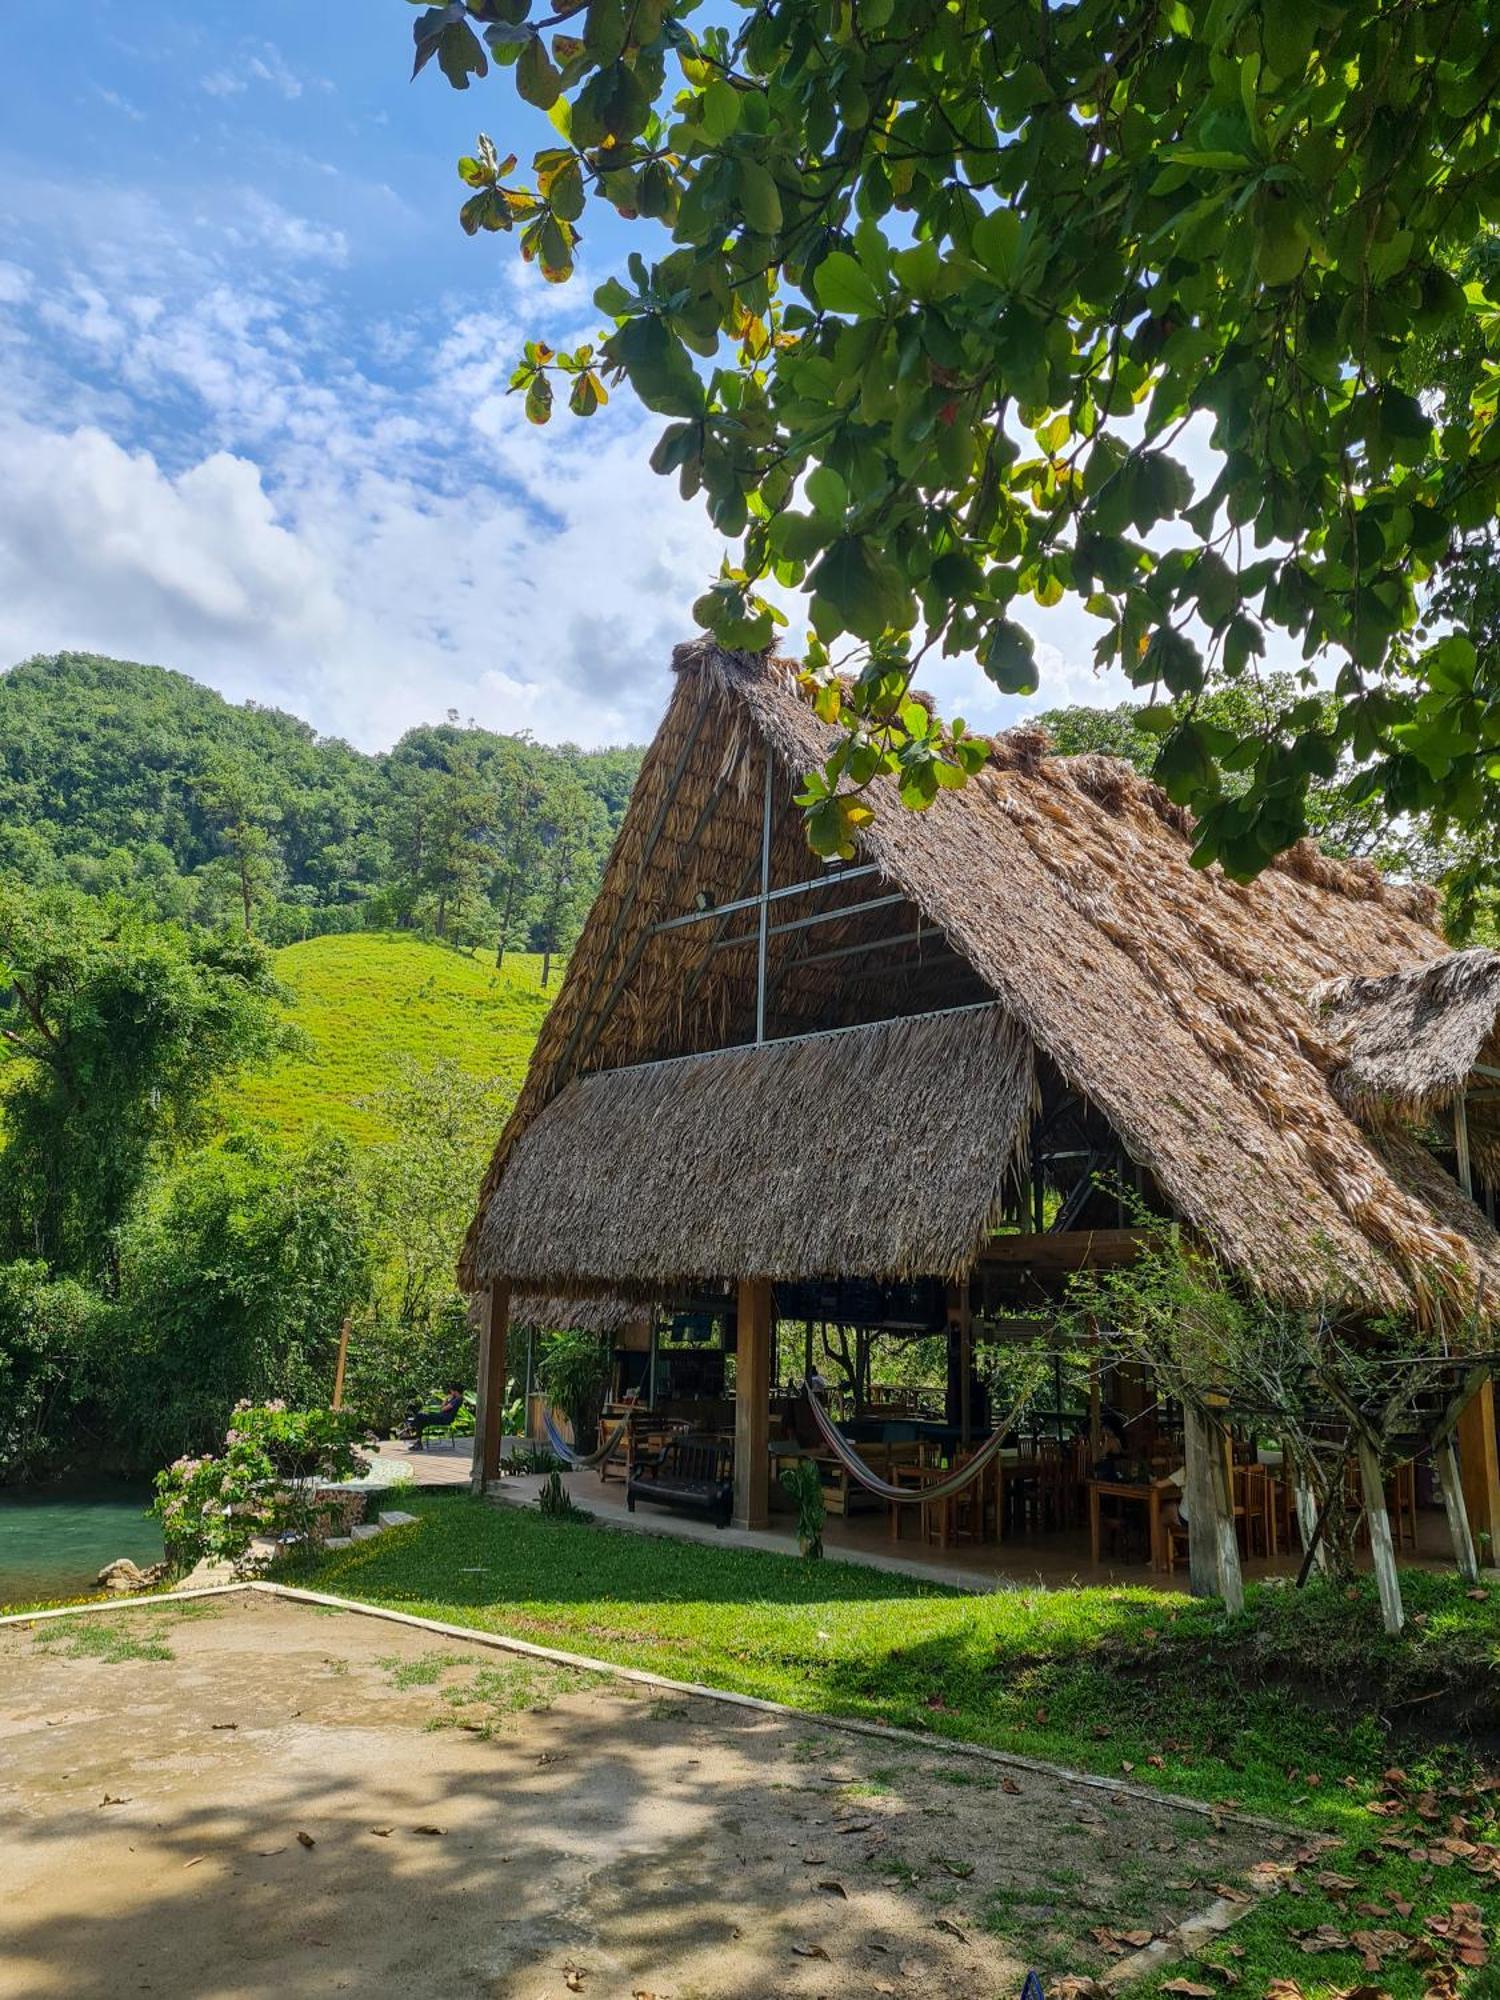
[153,1403,369,1572]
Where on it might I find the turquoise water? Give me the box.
[0,1486,163,1607]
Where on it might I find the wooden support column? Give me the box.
[734,1278,773,1530]
[1183,1401,1243,1610]
[471,1279,510,1495]
[958,1281,973,1449]
[1357,1435,1405,1636]
[1457,1376,1500,1565]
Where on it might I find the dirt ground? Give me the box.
[0,1592,1288,2000]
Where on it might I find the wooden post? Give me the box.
[331,1316,351,1411]
[1356,1435,1405,1635]
[1457,1377,1500,1566]
[471,1279,510,1495]
[958,1280,972,1449]
[734,1278,773,1529]
[1183,1401,1243,1609]
[1438,1433,1480,1586]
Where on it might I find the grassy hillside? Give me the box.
[232,932,556,1145]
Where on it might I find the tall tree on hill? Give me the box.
[534,771,605,986]
[193,756,283,935]
[423,744,494,939]
[491,757,546,969]
[0,883,287,1284]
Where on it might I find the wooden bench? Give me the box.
[627,1434,734,1527]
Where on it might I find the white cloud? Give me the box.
[201,40,311,102]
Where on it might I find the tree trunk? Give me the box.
[541,946,553,987]
[1356,1435,1405,1635]
[1438,1433,1480,1585]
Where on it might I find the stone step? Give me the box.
[349,1522,385,1542]
[377,1510,417,1529]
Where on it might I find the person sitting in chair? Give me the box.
[405,1384,464,1451]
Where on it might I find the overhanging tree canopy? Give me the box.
[405,0,1500,881]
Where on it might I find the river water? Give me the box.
[0,1484,164,1607]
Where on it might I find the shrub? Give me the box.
[0,1262,104,1484]
[153,1401,369,1571]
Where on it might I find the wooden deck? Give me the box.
[489,1464,1471,1595]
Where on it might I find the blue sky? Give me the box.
[0,4,1127,749]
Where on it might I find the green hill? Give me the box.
[232,933,556,1145]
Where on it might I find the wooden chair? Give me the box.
[1233,1463,1274,1559]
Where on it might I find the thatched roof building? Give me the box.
[465,642,1500,1326]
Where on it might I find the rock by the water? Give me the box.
[96,1557,170,1594]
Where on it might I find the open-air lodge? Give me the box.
[463,642,1500,1606]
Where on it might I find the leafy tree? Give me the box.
[194,754,284,934]
[409,0,1500,882]
[0,1262,103,1484]
[98,1136,372,1465]
[492,760,546,967]
[0,883,289,1282]
[359,1056,503,1332]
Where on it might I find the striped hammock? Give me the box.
[801,1381,1031,1505]
[540,1402,633,1471]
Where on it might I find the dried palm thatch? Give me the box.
[511,1292,648,1335]
[1315,950,1500,1112]
[477,1005,1034,1294]
[463,642,1500,1326]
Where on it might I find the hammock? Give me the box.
[802,1380,1033,1505]
[540,1402,633,1471]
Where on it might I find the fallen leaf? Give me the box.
[1465,1588,1489,1601]
[1001,1776,1022,1795]
[1265,1982,1304,2000]
[296,1831,316,1850]
[252,1847,285,1857]
[1349,1928,1408,1971]
[1295,1926,1351,1954]
[183,1855,205,1870]
[933,1918,969,1943]
[99,1795,130,1808]
[562,1965,585,1993]
[791,1942,829,1960]
[1160,1981,1214,1997]
[817,1880,847,1899]
[412,1825,446,1836]
[210,1722,238,1731]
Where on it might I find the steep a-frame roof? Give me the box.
[463,642,1500,1322]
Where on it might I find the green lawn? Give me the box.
[231,932,556,1144]
[292,1495,1500,1997]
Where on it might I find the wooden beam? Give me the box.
[1456,1096,1474,1198]
[976,1228,1150,1272]
[959,1293,974,1445]
[1357,1436,1405,1635]
[734,1278,773,1530]
[471,1280,510,1495]
[649,861,879,932]
[1457,1375,1500,1562]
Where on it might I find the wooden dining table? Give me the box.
[1086,1476,1180,1572]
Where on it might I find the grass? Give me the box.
[290,1493,1500,1998]
[231,932,556,1144]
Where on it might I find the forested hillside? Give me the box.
[0,652,644,959]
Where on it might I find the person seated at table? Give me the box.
[1092,1425,1129,1481]
[404,1383,464,1450]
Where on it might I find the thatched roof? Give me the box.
[511,1292,648,1336]
[464,643,1500,1324]
[477,1006,1034,1294]
[1316,950,1500,1113]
